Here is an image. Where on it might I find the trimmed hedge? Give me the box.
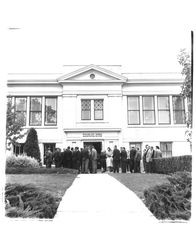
[6,166,78,174]
[6,154,40,169]
[5,184,60,218]
[144,171,192,220]
[152,155,192,174]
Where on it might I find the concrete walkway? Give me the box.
[55,174,157,222]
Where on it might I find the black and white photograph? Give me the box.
[0,0,195,249]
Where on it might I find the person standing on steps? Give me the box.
[113,145,121,173]
[100,150,107,173]
[106,147,113,172]
[91,145,98,174]
[134,147,141,173]
[45,148,53,168]
[66,146,72,169]
[81,145,90,174]
[130,146,137,173]
[53,148,62,168]
[121,147,127,173]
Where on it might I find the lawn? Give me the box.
[109,173,169,199]
[6,173,77,201]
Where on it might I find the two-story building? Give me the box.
[7,64,191,163]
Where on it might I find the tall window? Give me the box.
[30,97,42,126]
[81,99,91,120]
[160,142,172,157]
[157,96,170,124]
[127,96,140,125]
[15,97,27,126]
[45,97,57,125]
[172,96,185,124]
[13,143,24,156]
[94,99,104,120]
[142,96,155,124]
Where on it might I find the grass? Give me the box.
[109,173,169,199]
[6,173,77,201]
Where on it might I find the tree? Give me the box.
[23,128,41,162]
[177,49,192,148]
[6,99,26,150]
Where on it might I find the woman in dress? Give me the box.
[106,147,113,172]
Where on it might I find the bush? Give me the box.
[152,155,192,174]
[144,171,192,220]
[5,184,60,219]
[6,154,40,169]
[23,128,41,162]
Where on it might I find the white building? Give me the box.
[7,64,191,163]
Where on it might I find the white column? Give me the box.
[26,96,30,127]
[169,95,174,125]
[154,95,158,125]
[139,96,143,125]
[42,96,45,126]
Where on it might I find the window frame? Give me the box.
[160,142,172,158]
[29,96,42,126]
[157,95,171,124]
[44,96,57,126]
[172,95,185,124]
[127,96,140,125]
[81,99,91,120]
[142,96,156,125]
[14,96,27,126]
[94,99,104,120]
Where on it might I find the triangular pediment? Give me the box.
[58,64,127,82]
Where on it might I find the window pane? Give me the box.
[158,111,170,124]
[30,97,42,111]
[30,112,42,126]
[94,110,103,120]
[94,99,103,110]
[128,111,140,124]
[160,142,172,158]
[15,97,27,111]
[173,96,184,110]
[158,96,169,109]
[16,112,26,126]
[173,111,185,124]
[128,97,139,110]
[143,96,154,110]
[82,110,91,120]
[45,97,57,125]
[143,111,155,124]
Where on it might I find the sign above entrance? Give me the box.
[83,132,102,137]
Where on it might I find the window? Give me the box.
[157,96,170,124]
[81,99,104,120]
[81,99,91,120]
[94,99,103,120]
[127,96,140,125]
[172,96,185,124]
[142,96,155,124]
[160,142,172,157]
[13,143,24,156]
[129,142,142,151]
[30,97,42,126]
[15,97,27,126]
[45,97,57,125]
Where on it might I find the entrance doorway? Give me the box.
[83,141,102,154]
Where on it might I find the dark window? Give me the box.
[13,143,25,156]
[127,96,140,125]
[172,96,185,124]
[15,97,27,126]
[45,97,57,125]
[30,97,42,126]
[157,96,170,124]
[142,96,155,124]
[81,99,91,120]
[160,142,172,157]
[94,99,104,120]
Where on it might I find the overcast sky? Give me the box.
[6,0,194,73]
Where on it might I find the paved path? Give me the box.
[55,174,157,222]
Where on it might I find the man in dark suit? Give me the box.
[72,147,81,173]
[53,148,62,168]
[113,145,121,173]
[134,147,141,173]
[121,147,127,173]
[61,148,67,168]
[81,145,90,173]
[66,146,72,169]
[130,146,137,173]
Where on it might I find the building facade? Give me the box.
[7,64,191,163]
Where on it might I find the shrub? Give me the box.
[23,128,41,162]
[152,155,192,174]
[6,154,40,169]
[144,171,192,220]
[5,184,60,219]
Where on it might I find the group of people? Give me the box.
[44,144,162,174]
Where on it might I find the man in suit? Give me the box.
[45,148,53,168]
[113,145,121,173]
[81,145,90,173]
[130,146,137,173]
[91,145,98,174]
[72,147,81,173]
[146,146,154,173]
[66,146,72,169]
[121,147,127,173]
[53,148,62,168]
[61,148,67,168]
[154,146,162,158]
[134,147,141,173]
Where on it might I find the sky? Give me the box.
[5,0,194,73]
